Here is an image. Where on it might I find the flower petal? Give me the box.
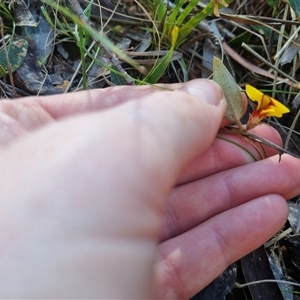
[246,84,290,115]
[260,108,280,118]
[245,84,265,109]
[270,98,290,114]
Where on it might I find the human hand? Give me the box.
[0,79,299,299]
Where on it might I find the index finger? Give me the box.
[27,84,183,119]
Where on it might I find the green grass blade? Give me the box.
[43,0,140,71]
[176,0,200,26]
[80,45,135,85]
[168,0,186,25]
[0,2,14,23]
[142,48,174,84]
[40,6,55,27]
[153,0,167,21]
[179,0,233,44]
[78,28,87,90]
[180,3,214,38]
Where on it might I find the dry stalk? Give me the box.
[69,0,135,85]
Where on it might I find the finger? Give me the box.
[162,154,300,240]
[0,83,183,121]
[178,123,282,184]
[0,79,243,146]
[28,81,240,121]
[0,78,246,146]
[0,85,181,138]
[0,80,226,145]
[1,79,226,237]
[156,195,288,299]
[35,84,181,118]
[0,80,244,124]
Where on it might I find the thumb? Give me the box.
[1,79,225,213]
[1,79,226,229]
[110,79,226,190]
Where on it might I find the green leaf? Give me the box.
[168,0,186,25]
[267,0,277,8]
[0,65,5,77]
[110,66,128,85]
[0,39,28,77]
[213,57,244,126]
[153,0,167,21]
[176,0,199,26]
[178,0,234,45]
[143,48,174,84]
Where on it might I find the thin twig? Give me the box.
[284,107,300,150]
[235,279,300,289]
[242,42,300,86]
[68,0,135,85]
[272,2,289,99]
[223,42,298,88]
[219,126,300,159]
[123,50,183,64]
[245,132,299,158]
[274,23,300,61]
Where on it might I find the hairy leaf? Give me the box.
[213,57,244,124]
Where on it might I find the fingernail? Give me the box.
[179,79,224,106]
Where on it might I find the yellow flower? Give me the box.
[213,0,228,17]
[170,25,179,48]
[245,84,290,129]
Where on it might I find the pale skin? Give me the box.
[0,79,299,298]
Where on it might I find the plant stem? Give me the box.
[68,0,135,85]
